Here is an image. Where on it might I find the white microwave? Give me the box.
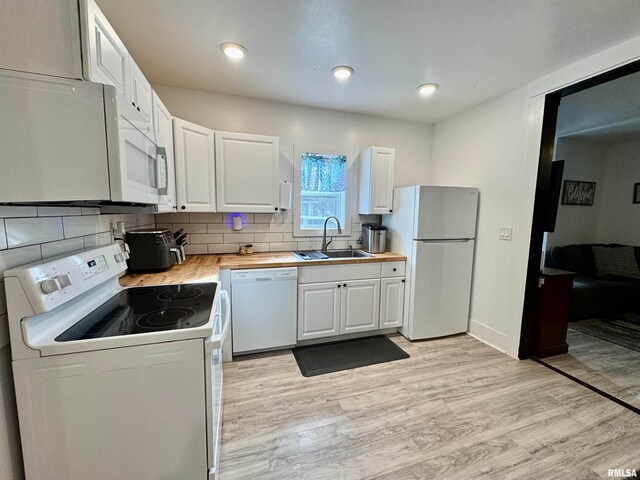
[0,68,166,205]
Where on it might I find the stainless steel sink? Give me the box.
[292,250,372,260]
[323,250,372,258]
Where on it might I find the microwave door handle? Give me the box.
[156,146,168,195]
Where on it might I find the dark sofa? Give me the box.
[546,244,640,320]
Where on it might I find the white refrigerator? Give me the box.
[383,185,479,340]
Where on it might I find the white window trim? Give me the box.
[293,143,354,238]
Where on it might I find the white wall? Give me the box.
[430,87,533,353]
[546,138,607,250]
[596,140,640,245]
[0,206,154,480]
[546,138,640,251]
[153,85,433,189]
[430,35,640,358]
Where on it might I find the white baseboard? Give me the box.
[468,319,508,354]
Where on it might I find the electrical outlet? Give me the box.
[498,226,513,241]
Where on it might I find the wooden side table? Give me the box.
[534,267,576,358]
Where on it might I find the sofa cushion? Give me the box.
[550,244,598,275]
[593,246,640,279]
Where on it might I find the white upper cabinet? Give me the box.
[214,131,280,213]
[153,93,177,212]
[81,0,129,95]
[80,0,153,133]
[129,58,153,127]
[173,118,216,212]
[0,0,83,79]
[358,147,395,215]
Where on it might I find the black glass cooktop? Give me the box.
[55,283,217,342]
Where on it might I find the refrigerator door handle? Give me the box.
[416,238,474,243]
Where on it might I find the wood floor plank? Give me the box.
[219,334,638,480]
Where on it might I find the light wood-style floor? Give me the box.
[220,334,640,480]
[544,328,640,410]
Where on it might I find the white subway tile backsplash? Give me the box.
[189,213,223,223]
[254,232,284,243]
[37,206,82,217]
[174,224,207,234]
[83,232,113,249]
[222,213,253,224]
[0,221,6,250]
[0,245,42,276]
[41,237,85,259]
[269,242,297,252]
[155,212,375,257]
[223,233,254,243]
[190,234,224,244]
[208,244,238,254]
[0,206,38,218]
[251,243,270,252]
[63,215,101,238]
[296,240,323,250]
[205,224,228,234]
[269,223,293,233]
[6,217,64,248]
[157,213,190,224]
[253,213,275,223]
[184,244,208,255]
[236,224,269,233]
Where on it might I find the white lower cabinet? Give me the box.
[380,277,405,328]
[341,279,380,334]
[297,282,341,340]
[297,278,381,340]
[297,262,405,342]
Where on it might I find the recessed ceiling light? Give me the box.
[220,42,247,59]
[417,83,439,96]
[331,66,354,80]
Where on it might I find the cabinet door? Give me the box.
[82,0,129,95]
[359,147,395,215]
[0,0,83,79]
[129,58,153,126]
[340,279,380,334]
[173,118,216,212]
[380,278,405,328]
[369,147,395,214]
[215,131,279,213]
[297,283,341,340]
[153,93,177,211]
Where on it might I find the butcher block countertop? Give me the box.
[119,251,406,286]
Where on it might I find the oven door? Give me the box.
[105,91,167,205]
[204,289,230,479]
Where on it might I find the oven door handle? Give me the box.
[219,290,231,341]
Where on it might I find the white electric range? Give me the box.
[4,244,229,480]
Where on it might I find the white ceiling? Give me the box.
[557,71,640,144]
[96,0,640,124]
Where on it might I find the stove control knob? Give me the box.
[40,278,61,294]
[56,274,72,289]
[114,252,127,263]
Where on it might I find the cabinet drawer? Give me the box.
[298,263,381,284]
[381,261,405,277]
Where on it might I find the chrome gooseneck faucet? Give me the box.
[322,216,342,251]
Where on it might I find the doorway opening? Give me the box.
[519,59,640,412]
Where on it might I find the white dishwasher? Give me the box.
[231,267,298,354]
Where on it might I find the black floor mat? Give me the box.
[292,335,410,377]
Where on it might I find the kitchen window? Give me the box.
[293,144,353,237]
